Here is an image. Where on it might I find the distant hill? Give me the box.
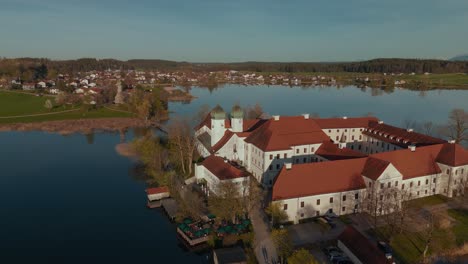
[450,55,468,61]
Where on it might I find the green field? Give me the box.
[0,91,134,124]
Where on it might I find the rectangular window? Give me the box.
[342,195,347,201]
[296,149,299,154]
[316,211,320,217]
[304,148,307,153]
[410,182,413,188]
[269,155,273,160]
[418,181,421,186]
[277,154,280,159]
[355,193,359,199]
[316,199,320,205]
[283,204,288,210]
[433,178,436,183]
[329,197,334,203]
[284,153,287,158]
[426,179,429,185]
[300,201,304,208]
[303,157,307,163]
[395,181,398,187]
[342,207,346,212]
[269,165,272,170]
[387,182,391,188]
[402,184,405,190]
[381,183,384,189]
[276,164,280,169]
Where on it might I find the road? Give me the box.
[251,205,278,264]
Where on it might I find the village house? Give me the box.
[195,106,468,224]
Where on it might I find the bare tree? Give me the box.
[244,103,264,119]
[168,118,197,176]
[444,109,468,144]
[208,181,244,223]
[402,119,417,130]
[422,121,434,136]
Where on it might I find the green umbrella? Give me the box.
[195,230,203,237]
[208,214,216,219]
[217,227,226,233]
[184,218,193,224]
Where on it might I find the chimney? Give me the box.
[408,145,416,152]
[448,140,456,144]
[302,113,310,119]
[343,116,348,120]
[285,163,292,170]
[273,115,280,121]
[378,120,384,124]
[407,128,413,132]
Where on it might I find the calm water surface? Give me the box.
[1,85,467,263]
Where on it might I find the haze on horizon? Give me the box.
[1,0,468,62]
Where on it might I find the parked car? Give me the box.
[377,241,393,259]
[329,251,345,261]
[322,246,341,257]
[333,258,353,264]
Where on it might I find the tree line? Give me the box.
[1,58,468,78]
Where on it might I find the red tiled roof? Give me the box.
[314,117,378,129]
[362,157,391,180]
[272,158,367,200]
[364,122,446,147]
[436,143,468,167]
[202,155,248,180]
[338,226,393,264]
[146,186,169,195]
[370,144,443,179]
[211,130,235,153]
[315,141,367,161]
[245,116,330,151]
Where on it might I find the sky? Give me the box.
[1,0,468,62]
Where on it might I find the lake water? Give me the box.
[1,85,467,263]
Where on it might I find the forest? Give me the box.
[1,57,468,77]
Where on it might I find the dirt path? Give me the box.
[0,108,80,119]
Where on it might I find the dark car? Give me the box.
[322,246,341,258]
[377,241,393,259]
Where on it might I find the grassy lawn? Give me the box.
[371,208,468,264]
[0,90,134,123]
[0,90,56,116]
[447,209,468,246]
[406,195,450,208]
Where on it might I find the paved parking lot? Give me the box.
[288,219,346,247]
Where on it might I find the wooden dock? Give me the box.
[161,198,178,220]
[177,228,209,246]
[146,200,162,209]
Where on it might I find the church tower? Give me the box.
[210,105,226,146]
[231,104,244,133]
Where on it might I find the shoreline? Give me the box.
[0,117,151,135]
